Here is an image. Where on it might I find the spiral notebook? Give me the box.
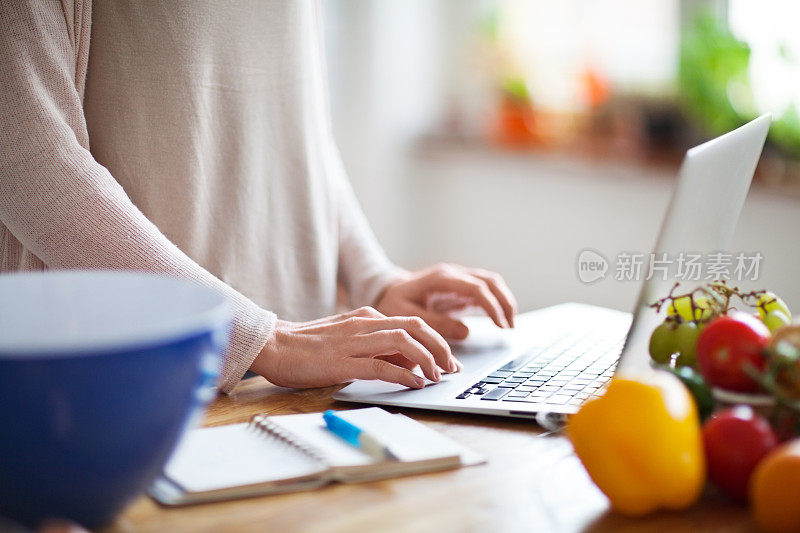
[150,407,484,505]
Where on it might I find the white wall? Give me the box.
[404,147,800,313]
[324,1,447,262]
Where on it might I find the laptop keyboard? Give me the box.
[455,330,624,406]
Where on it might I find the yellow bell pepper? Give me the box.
[567,371,706,516]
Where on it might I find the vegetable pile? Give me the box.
[646,283,800,532]
[569,282,800,532]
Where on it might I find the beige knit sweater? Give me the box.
[0,1,401,392]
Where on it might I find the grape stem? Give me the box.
[649,281,769,322]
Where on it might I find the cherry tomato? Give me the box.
[696,313,770,392]
[702,405,778,501]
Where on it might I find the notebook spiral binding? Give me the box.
[248,413,328,465]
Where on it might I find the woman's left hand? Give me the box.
[375,263,517,341]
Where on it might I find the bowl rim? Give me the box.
[711,387,777,406]
[0,270,231,358]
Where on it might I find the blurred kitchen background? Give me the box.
[323,0,800,314]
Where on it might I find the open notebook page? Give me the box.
[163,423,325,493]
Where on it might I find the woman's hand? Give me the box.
[250,307,460,390]
[375,263,517,340]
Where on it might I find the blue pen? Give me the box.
[323,410,398,461]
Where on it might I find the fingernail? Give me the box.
[414,376,425,388]
[434,368,441,381]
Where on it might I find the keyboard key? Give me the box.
[526,380,546,386]
[507,391,529,398]
[562,383,585,390]
[497,356,535,371]
[547,394,573,405]
[547,379,568,386]
[487,371,514,379]
[504,396,547,403]
[480,377,504,384]
[456,392,470,399]
[480,387,511,400]
[496,384,517,389]
[538,385,560,393]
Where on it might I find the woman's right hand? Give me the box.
[249,307,461,390]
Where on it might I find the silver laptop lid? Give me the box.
[616,114,772,375]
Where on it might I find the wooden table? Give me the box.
[106,378,755,533]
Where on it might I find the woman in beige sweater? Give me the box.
[0,1,516,393]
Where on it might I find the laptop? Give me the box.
[334,114,772,419]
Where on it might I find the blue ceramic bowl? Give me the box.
[0,271,231,528]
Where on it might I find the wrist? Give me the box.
[373,269,413,311]
[250,319,291,378]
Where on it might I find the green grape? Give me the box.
[757,291,792,321]
[674,321,701,368]
[669,293,720,322]
[649,320,678,364]
[693,293,721,321]
[763,310,791,334]
[668,296,694,321]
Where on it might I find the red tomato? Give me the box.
[702,405,778,501]
[696,312,770,392]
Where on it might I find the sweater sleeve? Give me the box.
[0,0,274,393]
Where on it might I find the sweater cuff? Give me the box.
[217,306,277,394]
[357,265,409,309]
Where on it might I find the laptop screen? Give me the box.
[616,114,771,375]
